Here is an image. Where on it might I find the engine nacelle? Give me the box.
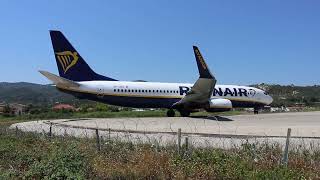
[205,98,233,112]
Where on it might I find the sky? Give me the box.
[0,0,319,86]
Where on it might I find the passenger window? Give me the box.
[121,89,123,92]
[128,90,130,92]
[149,90,151,93]
[135,90,137,92]
[160,90,162,93]
[156,90,159,93]
[138,90,141,92]
[142,90,144,92]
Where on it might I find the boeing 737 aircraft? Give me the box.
[40,31,273,117]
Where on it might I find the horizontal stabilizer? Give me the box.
[39,70,79,88]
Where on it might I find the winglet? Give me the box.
[193,46,214,79]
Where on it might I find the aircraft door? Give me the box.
[97,87,104,98]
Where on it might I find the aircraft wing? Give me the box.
[172,46,216,108]
[39,70,80,88]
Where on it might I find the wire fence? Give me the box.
[6,119,320,162]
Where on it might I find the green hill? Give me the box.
[253,83,320,106]
[0,82,86,106]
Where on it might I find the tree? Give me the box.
[310,97,319,102]
[3,104,11,114]
[2,104,13,117]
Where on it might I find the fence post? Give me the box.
[15,126,18,136]
[100,135,104,149]
[96,129,101,151]
[177,128,181,154]
[185,136,189,152]
[282,128,291,166]
[49,122,53,138]
[108,128,111,140]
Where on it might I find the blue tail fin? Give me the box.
[49,30,117,81]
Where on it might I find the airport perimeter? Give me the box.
[10,111,320,149]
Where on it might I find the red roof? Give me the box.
[53,104,75,110]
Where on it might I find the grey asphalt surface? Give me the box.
[10,111,320,148]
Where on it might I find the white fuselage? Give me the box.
[59,80,273,109]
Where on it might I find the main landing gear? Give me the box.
[254,107,259,114]
[167,109,175,117]
[166,109,191,117]
[179,110,191,117]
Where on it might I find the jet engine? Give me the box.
[205,98,233,112]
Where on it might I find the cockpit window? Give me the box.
[264,92,269,95]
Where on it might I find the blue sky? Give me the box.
[0,0,319,85]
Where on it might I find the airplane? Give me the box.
[40,30,273,117]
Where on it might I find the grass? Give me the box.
[302,106,320,112]
[1,126,320,179]
[1,109,320,178]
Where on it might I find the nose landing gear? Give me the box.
[254,107,260,114]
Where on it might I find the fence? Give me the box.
[7,122,301,165]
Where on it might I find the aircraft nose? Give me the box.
[267,95,273,105]
[262,91,273,105]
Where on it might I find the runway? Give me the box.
[10,111,320,148]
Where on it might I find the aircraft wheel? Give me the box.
[254,107,259,114]
[179,110,190,117]
[167,109,175,117]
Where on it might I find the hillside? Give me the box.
[253,83,320,106]
[0,82,319,107]
[0,82,87,106]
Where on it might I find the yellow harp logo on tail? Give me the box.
[55,51,79,73]
[195,49,207,70]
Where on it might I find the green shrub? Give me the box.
[24,142,88,179]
